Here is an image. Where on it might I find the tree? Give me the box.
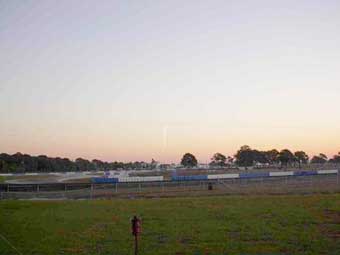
[311,154,327,164]
[320,153,327,160]
[0,159,9,173]
[252,150,268,164]
[329,152,340,164]
[278,149,295,168]
[181,153,197,168]
[294,151,309,168]
[226,156,234,164]
[265,149,279,164]
[37,155,51,172]
[234,145,255,167]
[240,145,251,151]
[210,153,226,167]
[75,158,92,171]
[0,152,157,172]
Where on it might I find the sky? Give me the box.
[0,0,340,163]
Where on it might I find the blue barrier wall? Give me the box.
[293,171,318,176]
[171,175,208,181]
[92,177,119,183]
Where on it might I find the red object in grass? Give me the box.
[131,216,141,236]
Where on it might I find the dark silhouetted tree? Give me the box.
[294,151,309,168]
[264,149,279,164]
[181,153,198,168]
[235,145,255,167]
[311,153,327,164]
[329,152,340,164]
[210,153,226,167]
[278,149,295,168]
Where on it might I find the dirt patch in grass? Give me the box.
[61,247,84,254]
[178,237,192,245]
[157,234,169,244]
[324,209,340,222]
[320,209,340,240]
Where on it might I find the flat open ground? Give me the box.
[1,173,97,184]
[1,194,340,255]
[2,174,339,200]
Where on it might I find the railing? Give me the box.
[1,172,339,200]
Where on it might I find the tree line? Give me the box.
[181,145,340,168]
[0,152,157,173]
[1,146,340,173]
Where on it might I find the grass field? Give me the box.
[1,194,340,255]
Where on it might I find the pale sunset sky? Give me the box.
[0,0,339,163]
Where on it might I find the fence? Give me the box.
[0,171,339,200]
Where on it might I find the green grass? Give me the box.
[0,176,5,183]
[1,194,340,255]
